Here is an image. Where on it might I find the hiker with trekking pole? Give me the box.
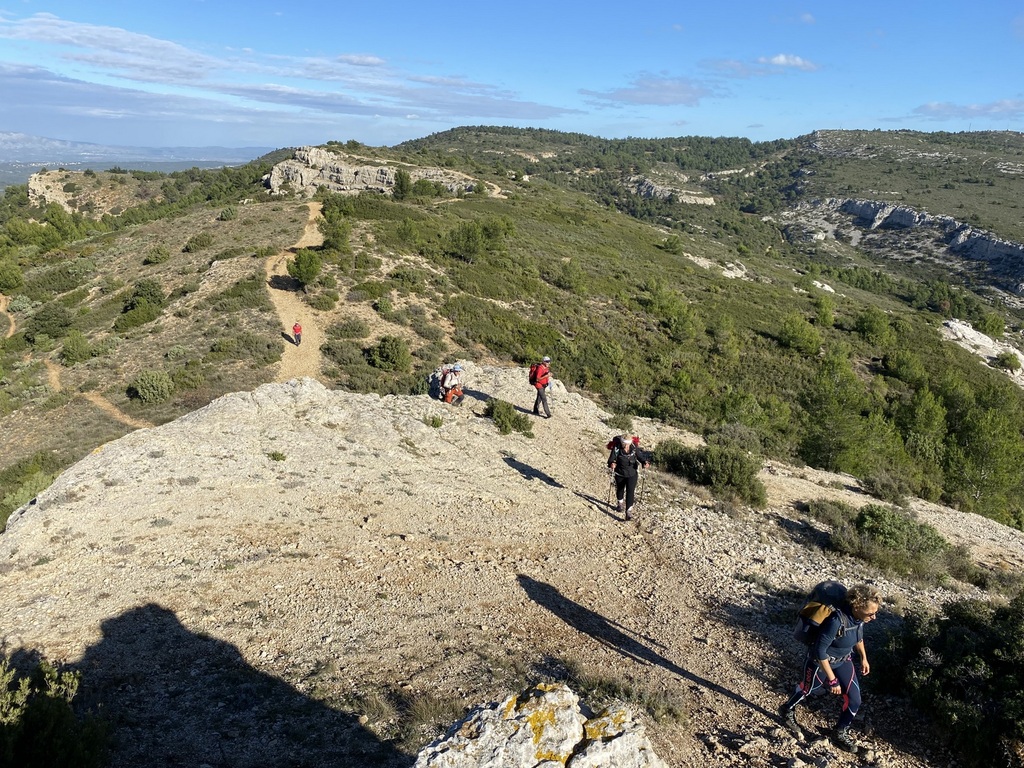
[606,434,647,521]
[779,581,881,754]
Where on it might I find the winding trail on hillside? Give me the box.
[42,359,154,430]
[264,202,327,383]
[0,293,14,339]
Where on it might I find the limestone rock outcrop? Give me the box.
[264,146,478,198]
[413,683,667,768]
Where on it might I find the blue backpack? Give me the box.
[792,581,850,645]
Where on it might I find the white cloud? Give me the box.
[582,74,713,106]
[757,54,819,72]
[913,99,1024,121]
[799,13,816,24]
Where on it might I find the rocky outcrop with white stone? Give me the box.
[414,683,667,768]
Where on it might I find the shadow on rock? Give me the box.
[502,456,564,488]
[517,575,773,720]
[72,603,409,768]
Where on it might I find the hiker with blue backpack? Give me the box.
[779,581,882,755]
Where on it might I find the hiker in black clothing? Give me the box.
[779,583,881,754]
[607,435,646,521]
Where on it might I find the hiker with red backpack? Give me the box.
[439,363,465,405]
[607,435,647,521]
[529,356,552,418]
[779,582,881,754]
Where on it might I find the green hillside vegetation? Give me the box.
[3,130,1024,534]
[3,129,1024,768]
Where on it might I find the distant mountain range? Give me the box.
[0,132,276,190]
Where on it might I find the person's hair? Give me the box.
[846,583,881,611]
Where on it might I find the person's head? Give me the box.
[542,356,551,363]
[619,434,632,451]
[452,364,462,372]
[846,583,882,622]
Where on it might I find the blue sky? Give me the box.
[1,1,1022,149]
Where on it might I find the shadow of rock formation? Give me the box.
[72,603,409,768]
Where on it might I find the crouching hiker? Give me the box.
[607,434,647,521]
[779,582,881,754]
[440,363,465,405]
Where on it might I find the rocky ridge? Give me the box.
[264,146,479,198]
[3,365,1024,766]
[781,197,1024,299]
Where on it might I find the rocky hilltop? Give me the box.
[3,365,1024,766]
[264,146,480,198]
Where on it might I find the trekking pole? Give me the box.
[639,470,646,505]
[606,473,613,506]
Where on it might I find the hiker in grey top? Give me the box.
[779,583,881,754]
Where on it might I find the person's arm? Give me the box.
[813,616,843,695]
[608,449,618,472]
[855,639,870,676]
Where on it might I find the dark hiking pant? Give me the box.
[533,387,550,417]
[782,655,861,729]
[614,474,638,511]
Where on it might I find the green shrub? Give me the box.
[483,398,534,437]
[143,246,171,265]
[182,232,214,252]
[0,655,108,767]
[328,318,371,339]
[366,335,411,372]
[653,440,766,506]
[26,303,73,343]
[287,249,322,290]
[60,330,91,365]
[205,332,281,367]
[171,361,205,390]
[217,206,238,221]
[0,451,68,530]
[0,259,24,292]
[778,312,822,355]
[306,290,338,311]
[862,471,911,506]
[267,451,286,461]
[127,369,174,404]
[113,300,161,332]
[212,274,271,312]
[994,350,1022,371]
[605,413,634,433]
[890,595,1024,767]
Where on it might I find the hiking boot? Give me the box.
[624,506,634,521]
[778,704,804,741]
[832,727,859,754]
[616,499,624,513]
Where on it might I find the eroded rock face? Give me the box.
[413,683,667,768]
[264,146,477,197]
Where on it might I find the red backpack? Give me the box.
[528,363,540,385]
[606,435,640,451]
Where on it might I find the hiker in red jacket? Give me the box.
[292,322,302,347]
[530,356,552,418]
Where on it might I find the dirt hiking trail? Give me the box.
[264,202,327,383]
[42,359,155,430]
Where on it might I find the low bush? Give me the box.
[26,303,73,343]
[217,206,237,221]
[888,595,1024,767]
[483,399,533,437]
[366,335,411,372]
[60,330,92,365]
[653,440,766,506]
[306,290,338,311]
[0,655,108,767]
[182,232,214,252]
[143,245,171,265]
[205,332,281,367]
[328,318,371,339]
[0,451,69,530]
[127,369,175,404]
[212,274,271,312]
